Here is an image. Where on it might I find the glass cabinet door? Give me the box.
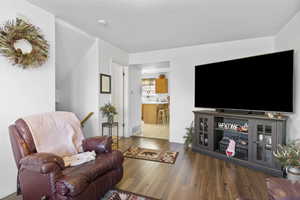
[195,115,212,150]
[252,121,276,166]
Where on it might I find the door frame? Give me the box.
[130,61,171,141]
[109,59,130,138]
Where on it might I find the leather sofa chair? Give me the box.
[9,118,124,200]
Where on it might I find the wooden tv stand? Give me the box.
[193,110,287,176]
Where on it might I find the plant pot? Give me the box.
[184,143,192,150]
[286,166,300,182]
[107,115,114,124]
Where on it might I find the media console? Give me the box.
[193,110,287,176]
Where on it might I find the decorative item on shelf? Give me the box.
[273,140,300,182]
[226,139,236,158]
[217,122,248,133]
[100,103,117,124]
[240,140,248,146]
[0,18,49,68]
[267,112,275,119]
[237,123,248,133]
[219,137,248,160]
[200,135,204,144]
[183,122,194,150]
[200,121,204,129]
[204,137,208,145]
[275,113,284,119]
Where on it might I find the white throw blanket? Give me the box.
[63,151,96,167]
[23,112,85,157]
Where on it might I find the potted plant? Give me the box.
[183,122,194,150]
[274,140,300,181]
[100,103,117,124]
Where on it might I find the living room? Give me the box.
[1,0,300,200]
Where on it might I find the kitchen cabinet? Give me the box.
[155,75,168,94]
[142,104,158,124]
[142,103,169,124]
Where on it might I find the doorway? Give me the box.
[129,61,170,140]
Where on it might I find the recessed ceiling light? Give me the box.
[98,19,108,25]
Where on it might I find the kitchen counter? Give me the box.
[142,102,168,104]
[142,103,169,124]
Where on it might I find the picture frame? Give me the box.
[100,74,111,94]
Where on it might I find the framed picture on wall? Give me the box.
[100,74,111,94]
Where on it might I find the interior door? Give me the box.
[111,62,125,137]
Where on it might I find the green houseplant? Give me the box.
[100,103,117,124]
[274,140,300,181]
[183,122,194,150]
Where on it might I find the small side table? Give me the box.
[102,122,119,148]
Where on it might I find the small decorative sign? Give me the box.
[218,122,248,133]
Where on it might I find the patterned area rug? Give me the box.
[101,189,159,200]
[112,136,119,150]
[123,146,178,164]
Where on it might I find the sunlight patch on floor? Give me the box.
[135,123,169,140]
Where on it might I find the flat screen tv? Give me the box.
[195,50,294,113]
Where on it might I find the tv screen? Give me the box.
[195,50,294,112]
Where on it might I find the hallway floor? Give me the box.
[135,123,169,140]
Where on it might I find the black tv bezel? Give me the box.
[194,50,294,113]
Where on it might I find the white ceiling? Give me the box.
[27,0,300,53]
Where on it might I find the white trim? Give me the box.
[110,60,130,138]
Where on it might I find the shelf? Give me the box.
[198,132,208,134]
[193,110,289,121]
[214,128,248,135]
[257,131,272,136]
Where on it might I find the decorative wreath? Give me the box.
[0,18,49,69]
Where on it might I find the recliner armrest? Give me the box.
[20,153,65,174]
[82,136,112,154]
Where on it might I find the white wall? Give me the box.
[275,11,300,141]
[141,72,169,79]
[55,19,96,93]
[130,37,275,143]
[55,19,100,138]
[98,39,129,136]
[0,0,55,198]
[56,19,129,138]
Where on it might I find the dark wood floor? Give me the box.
[4,137,270,200]
[118,137,269,200]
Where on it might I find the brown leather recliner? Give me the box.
[9,118,124,200]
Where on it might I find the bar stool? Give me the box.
[165,108,169,124]
[157,108,167,124]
